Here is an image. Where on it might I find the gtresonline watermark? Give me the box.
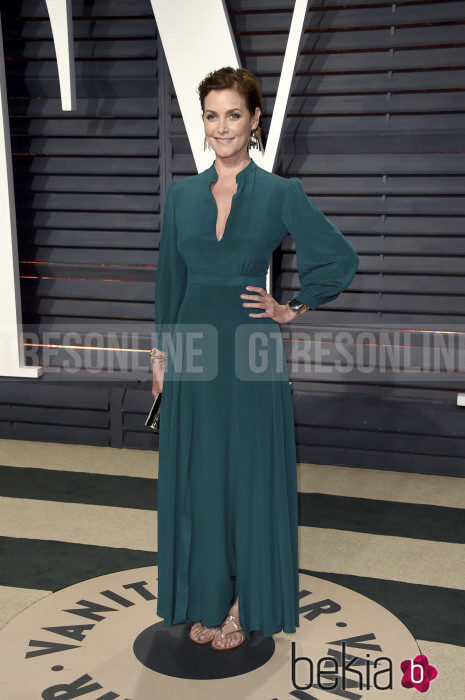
[2,322,465,381]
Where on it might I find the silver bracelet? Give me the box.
[149,348,167,364]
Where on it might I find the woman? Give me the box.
[152,67,359,650]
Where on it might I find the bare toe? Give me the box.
[199,628,213,641]
[213,631,225,648]
[190,621,208,642]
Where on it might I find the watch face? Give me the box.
[288,299,309,316]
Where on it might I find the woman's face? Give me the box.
[203,88,260,160]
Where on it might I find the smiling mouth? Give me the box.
[215,137,234,143]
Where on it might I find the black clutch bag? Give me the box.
[145,392,162,432]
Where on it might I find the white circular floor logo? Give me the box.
[0,567,420,698]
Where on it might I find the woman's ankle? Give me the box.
[227,595,239,617]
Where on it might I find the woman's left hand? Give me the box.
[240,286,298,324]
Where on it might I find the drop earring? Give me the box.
[204,136,212,151]
[247,128,264,154]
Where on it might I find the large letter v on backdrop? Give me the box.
[151,0,309,174]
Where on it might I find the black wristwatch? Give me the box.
[287,297,310,317]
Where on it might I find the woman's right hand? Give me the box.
[151,348,167,398]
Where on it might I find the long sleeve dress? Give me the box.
[154,158,359,641]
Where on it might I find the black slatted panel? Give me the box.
[260,0,465,386]
[5,0,160,355]
[169,0,465,473]
[1,0,464,473]
[1,1,159,442]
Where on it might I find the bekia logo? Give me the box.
[292,644,440,695]
[401,654,438,693]
[0,567,422,698]
[292,640,394,692]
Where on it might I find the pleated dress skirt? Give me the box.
[156,271,300,641]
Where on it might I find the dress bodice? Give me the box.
[174,158,285,280]
[155,158,359,336]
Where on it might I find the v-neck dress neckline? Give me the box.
[206,158,257,244]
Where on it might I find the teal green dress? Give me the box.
[155,158,359,641]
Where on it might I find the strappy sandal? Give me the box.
[189,620,220,644]
[211,614,246,650]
